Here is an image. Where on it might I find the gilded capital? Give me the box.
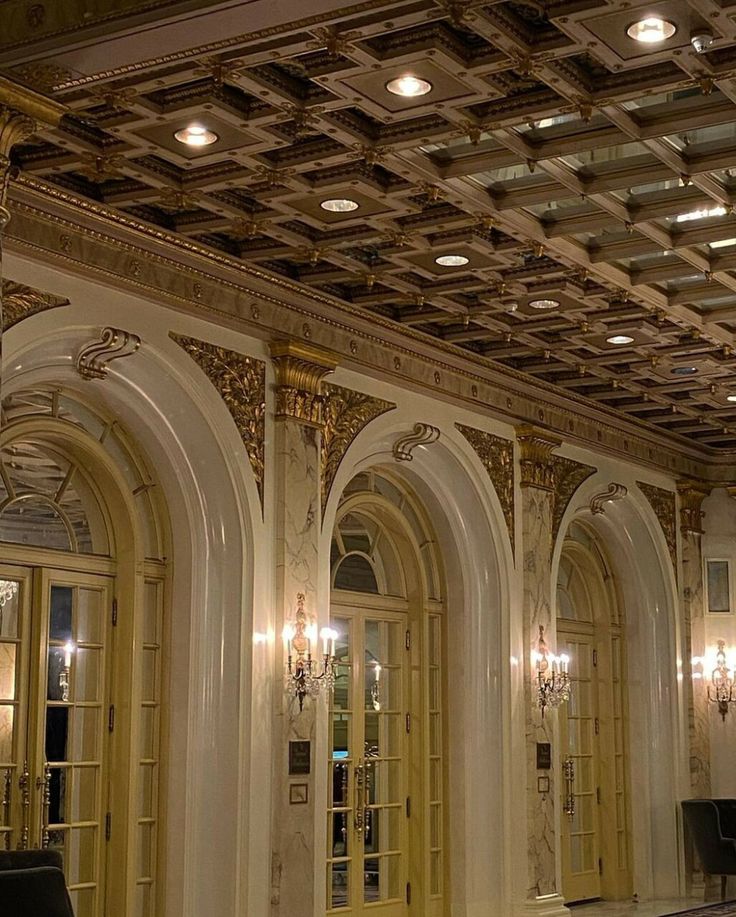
[516,425,562,491]
[270,340,338,426]
[677,479,711,535]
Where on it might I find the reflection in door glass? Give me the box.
[50,587,73,641]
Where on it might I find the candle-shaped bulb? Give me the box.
[559,653,569,674]
[374,662,381,683]
[63,641,75,668]
[305,623,318,654]
[282,624,295,652]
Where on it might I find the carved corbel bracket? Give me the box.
[270,340,338,427]
[516,424,562,491]
[677,479,712,535]
[393,423,440,462]
[76,327,141,380]
[589,483,627,515]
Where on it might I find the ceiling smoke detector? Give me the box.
[691,30,714,53]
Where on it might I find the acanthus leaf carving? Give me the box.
[456,423,515,555]
[172,333,265,511]
[551,456,596,545]
[638,481,678,575]
[2,280,68,331]
[76,326,141,380]
[516,425,562,491]
[676,479,712,535]
[321,383,395,515]
[393,422,440,462]
[589,482,627,515]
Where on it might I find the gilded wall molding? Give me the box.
[270,340,337,427]
[589,483,627,516]
[172,333,265,511]
[516,425,562,492]
[677,480,712,535]
[2,279,68,330]
[321,384,395,514]
[456,423,515,555]
[551,456,596,545]
[393,423,440,462]
[76,326,141,380]
[637,481,678,574]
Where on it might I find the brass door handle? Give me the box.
[354,760,364,834]
[38,764,51,850]
[17,761,29,850]
[563,756,575,820]
[2,768,11,851]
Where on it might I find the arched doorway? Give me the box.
[556,521,633,905]
[0,388,168,917]
[326,469,446,917]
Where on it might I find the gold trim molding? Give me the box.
[270,340,338,427]
[677,480,712,536]
[638,481,678,575]
[172,333,265,510]
[2,279,68,330]
[321,383,395,514]
[456,424,515,555]
[516,425,562,491]
[551,456,596,546]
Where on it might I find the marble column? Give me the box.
[269,341,337,917]
[517,426,567,912]
[0,84,64,406]
[677,481,712,894]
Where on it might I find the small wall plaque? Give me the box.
[537,776,550,795]
[289,740,311,775]
[289,783,309,805]
[536,742,551,770]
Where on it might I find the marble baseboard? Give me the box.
[518,894,571,916]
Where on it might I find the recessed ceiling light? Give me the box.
[174,124,218,147]
[727,394,736,403]
[671,365,698,376]
[528,298,560,310]
[435,254,469,267]
[627,17,677,43]
[320,198,359,213]
[607,334,635,345]
[385,75,433,98]
[676,205,726,223]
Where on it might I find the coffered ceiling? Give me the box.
[6,0,736,451]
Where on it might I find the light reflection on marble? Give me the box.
[570,899,708,916]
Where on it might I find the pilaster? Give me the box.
[517,426,564,903]
[269,340,337,917]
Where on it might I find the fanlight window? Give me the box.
[557,523,621,627]
[331,511,402,596]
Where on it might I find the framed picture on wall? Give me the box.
[706,559,731,614]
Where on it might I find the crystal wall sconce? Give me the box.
[282,593,337,712]
[708,640,735,721]
[0,580,18,608]
[532,625,570,717]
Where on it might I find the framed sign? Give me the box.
[536,742,552,770]
[289,740,311,775]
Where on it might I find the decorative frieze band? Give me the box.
[269,340,337,427]
[321,383,395,514]
[637,481,678,574]
[172,333,266,511]
[456,423,515,555]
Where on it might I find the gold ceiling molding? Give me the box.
[516,425,562,492]
[171,333,265,511]
[76,326,141,380]
[269,340,338,428]
[456,423,515,555]
[551,456,597,546]
[0,78,65,130]
[321,384,395,515]
[637,482,678,576]
[2,279,68,330]
[676,480,712,536]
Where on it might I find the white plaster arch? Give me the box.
[319,408,517,917]
[4,304,267,917]
[552,471,686,903]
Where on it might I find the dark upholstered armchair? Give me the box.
[682,798,736,900]
[0,849,74,916]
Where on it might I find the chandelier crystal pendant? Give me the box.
[0,580,18,607]
[708,640,735,721]
[283,593,338,712]
[533,625,571,717]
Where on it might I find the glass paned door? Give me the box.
[327,607,409,916]
[559,634,601,904]
[0,565,112,917]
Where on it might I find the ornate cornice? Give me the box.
[516,425,562,491]
[456,423,515,555]
[76,326,141,380]
[677,480,712,535]
[321,383,395,514]
[551,456,596,545]
[269,340,338,427]
[172,333,265,511]
[637,481,678,574]
[2,279,68,330]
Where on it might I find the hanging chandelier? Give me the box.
[282,593,338,712]
[0,580,18,607]
[532,625,571,717]
[708,640,735,721]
